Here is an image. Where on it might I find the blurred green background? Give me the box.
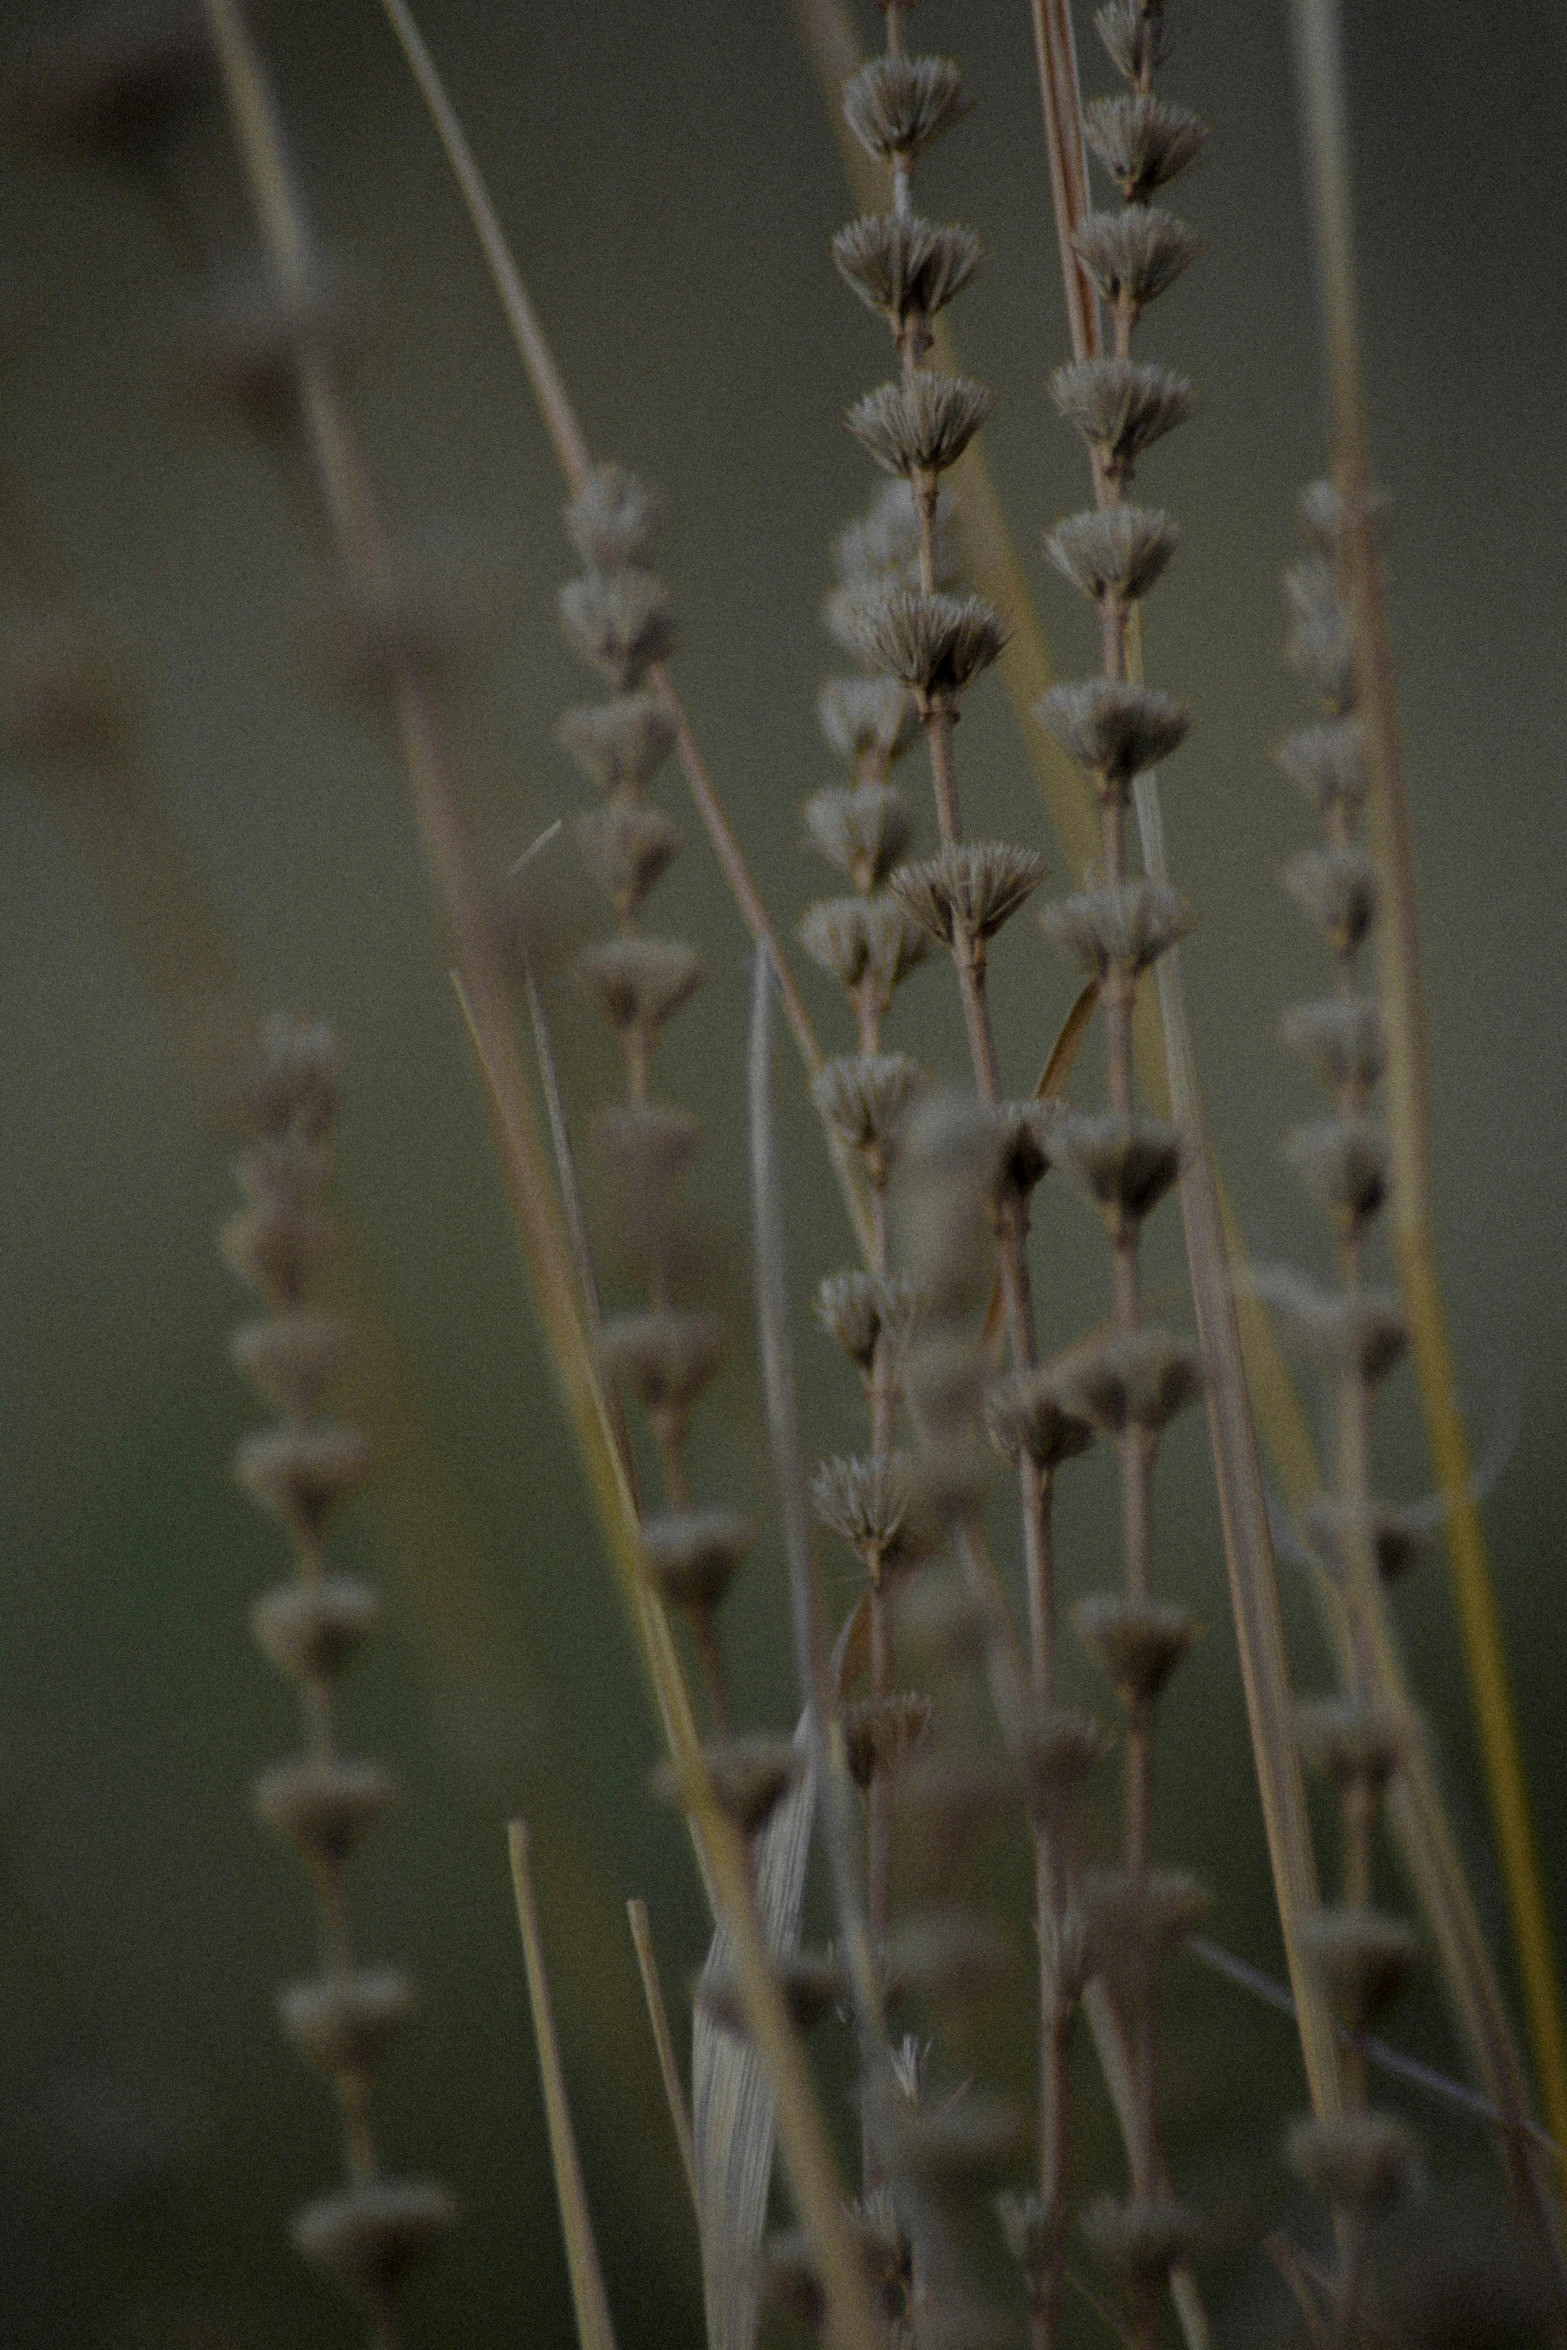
[3,0,1567,2341]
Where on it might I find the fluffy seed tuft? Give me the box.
[804,781,915,890]
[891,841,1046,946]
[1036,677,1189,794]
[850,589,1008,707]
[554,692,677,798]
[832,214,981,335]
[1072,206,1200,319]
[847,373,995,481]
[1052,1108,1182,1228]
[574,936,704,1040]
[1075,1591,1198,1704]
[986,1368,1095,1470]
[1281,845,1378,953]
[1084,92,1208,200]
[563,462,663,573]
[641,1508,754,1613]
[1051,364,1193,485]
[1051,1329,1204,1434]
[1286,2111,1418,2219]
[251,1576,382,1685]
[291,2178,456,2300]
[843,54,968,162]
[1275,717,1365,816]
[558,570,676,691]
[817,675,919,770]
[1040,879,1194,979]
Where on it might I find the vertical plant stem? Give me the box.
[509,1821,621,2350]
[1288,0,1567,2180]
[627,1899,701,2216]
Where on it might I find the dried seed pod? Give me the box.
[843,53,968,162]
[220,1200,333,1306]
[847,373,995,481]
[811,1053,925,1162]
[816,675,919,769]
[701,1951,843,2039]
[1053,1328,1203,1434]
[1280,994,1383,1093]
[594,1102,704,1188]
[986,1368,1095,1471]
[1275,716,1366,817]
[1255,1269,1406,1384]
[1300,1905,1420,2032]
[861,899,932,999]
[1284,1114,1389,1226]
[554,691,677,798]
[255,1757,397,1865]
[893,2091,1026,2187]
[1301,1496,1429,1586]
[885,1909,1014,2006]
[1052,1107,1181,1229]
[235,1425,373,1536]
[843,1691,934,1787]
[1073,206,1200,321]
[1039,878,1194,979]
[1082,1864,1210,1982]
[1051,362,1193,486]
[653,1735,801,1838]
[1081,2196,1200,2287]
[574,936,704,1040]
[1096,0,1168,88]
[573,803,680,922]
[641,1507,755,1613]
[600,1310,725,1420]
[1084,92,1208,201]
[831,477,934,587]
[563,463,663,574]
[1022,1706,1105,1815]
[251,1576,382,1684]
[1044,508,1181,621]
[240,1015,341,1141]
[1285,2111,1418,2218]
[230,1311,348,1418]
[1297,1695,1410,1795]
[799,897,877,990]
[994,1100,1055,1199]
[811,1452,925,1573]
[850,589,1008,708]
[1296,476,1392,556]
[814,1270,884,1371]
[1036,677,1189,796]
[278,1968,416,2078]
[1074,1590,1198,1703]
[891,841,1046,947]
[291,2177,456,2300]
[1282,845,1379,954]
[558,569,676,691]
[1283,556,1354,713]
[804,782,915,891]
[832,213,982,336]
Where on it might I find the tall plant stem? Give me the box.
[1288,0,1567,2183]
[200,10,885,2337]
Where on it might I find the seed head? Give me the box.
[1051,363,1193,485]
[1095,0,1169,88]
[1281,845,1378,953]
[600,1309,725,1419]
[1084,92,1208,201]
[1283,555,1354,713]
[1284,1113,1389,1227]
[817,675,919,770]
[1036,677,1189,796]
[1044,506,1181,616]
[994,1100,1056,1198]
[1300,1905,1420,2033]
[1081,2197,1200,2288]
[1255,1268,1406,1384]
[1052,1329,1204,1434]
[653,1734,801,1838]
[843,54,968,163]
[811,1452,926,1573]
[1280,994,1383,1093]
[230,1311,347,1418]
[1082,1863,1210,1984]
[574,936,704,1040]
[701,1948,845,2038]
[1298,1695,1411,1794]
[891,841,1046,947]
[986,1368,1095,1470]
[554,691,677,798]
[1040,878,1194,979]
[291,2178,455,2301]
[563,462,663,574]
[235,1424,373,1538]
[641,1507,755,1614]
[851,588,1008,708]
[1053,1108,1181,1229]
[847,373,995,481]
[254,1756,397,1866]
[843,1691,934,1787]
[1275,717,1365,817]
[1301,1496,1429,1585]
[1072,206,1200,320]
[814,1269,884,1370]
[1286,2112,1418,2220]
[811,1052,925,1158]
[805,782,915,890]
[832,214,982,336]
[573,802,680,922]
[279,1968,416,2079]
[1075,1591,1198,1703]
[558,569,676,691]
[251,1576,382,1685]
[594,1102,704,1189]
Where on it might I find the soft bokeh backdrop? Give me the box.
[3,0,1566,2341]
